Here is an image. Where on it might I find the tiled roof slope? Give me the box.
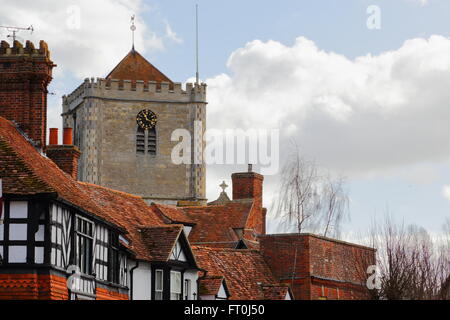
[139,225,183,261]
[0,117,175,262]
[155,201,255,244]
[78,183,167,261]
[152,203,195,225]
[261,285,290,300]
[199,276,226,296]
[193,246,290,300]
[0,117,123,228]
[106,49,172,83]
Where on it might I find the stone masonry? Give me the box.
[62,76,207,205]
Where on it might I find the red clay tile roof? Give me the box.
[152,203,195,225]
[139,225,183,262]
[106,49,172,83]
[78,182,167,261]
[199,276,226,296]
[0,117,176,262]
[0,117,123,228]
[261,285,291,300]
[157,201,255,244]
[193,246,289,300]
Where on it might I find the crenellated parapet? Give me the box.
[0,40,51,59]
[63,77,207,111]
[0,39,55,149]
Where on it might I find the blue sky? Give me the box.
[1,0,449,238]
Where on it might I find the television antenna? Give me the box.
[0,25,34,42]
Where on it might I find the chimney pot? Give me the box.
[63,127,73,145]
[49,128,58,145]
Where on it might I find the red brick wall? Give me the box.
[259,234,375,300]
[46,145,81,179]
[96,287,129,300]
[0,274,68,300]
[0,274,130,300]
[231,172,263,208]
[0,40,54,148]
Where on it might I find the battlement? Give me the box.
[0,40,51,58]
[63,77,207,108]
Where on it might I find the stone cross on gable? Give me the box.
[220,181,228,193]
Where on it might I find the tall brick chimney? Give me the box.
[0,40,55,149]
[231,164,264,208]
[232,165,266,235]
[46,128,81,179]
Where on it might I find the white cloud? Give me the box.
[0,0,168,78]
[164,20,183,44]
[205,35,450,178]
[442,185,450,202]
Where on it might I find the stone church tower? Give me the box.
[62,49,206,205]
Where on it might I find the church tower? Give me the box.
[62,49,207,205]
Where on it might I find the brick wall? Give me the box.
[96,287,129,300]
[259,234,375,300]
[0,40,54,149]
[0,273,68,300]
[231,172,263,208]
[46,145,81,179]
[0,273,130,300]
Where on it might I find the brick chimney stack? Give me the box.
[231,165,266,235]
[0,40,55,149]
[46,128,80,180]
[231,164,264,208]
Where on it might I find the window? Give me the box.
[109,233,120,284]
[170,271,182,300]
[75,216,94,275]
[136,127,157,155]
[184,279,191,300]
[155,269,164,300]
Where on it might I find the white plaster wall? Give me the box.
[129,260,152,300]
[184,269,198,300]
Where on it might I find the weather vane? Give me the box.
[130,15,136,50]
[0,24,33,42]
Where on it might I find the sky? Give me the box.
[1,0,449,239]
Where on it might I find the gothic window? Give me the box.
[136,126,157,156]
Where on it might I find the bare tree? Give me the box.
[274,150,349,238]
[363,216,450,300]
[320,175,349,238]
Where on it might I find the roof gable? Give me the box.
[106,50,172,83]
[139,225,198,268]
[193,246,287,300]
